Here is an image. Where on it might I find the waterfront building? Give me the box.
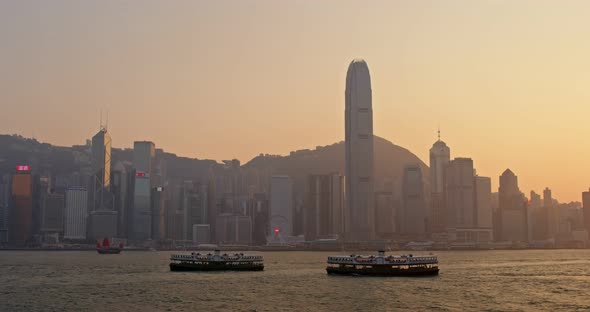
[269,175,293,237]
[64,187,88,240]
[498,169,527,242]
[345,59,375,241]
[401,165,427,235]
[304,173,344,240]
[429,133,450,233]
[9,166,33,245]
[40,192,65,235]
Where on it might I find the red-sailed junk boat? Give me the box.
[96,238,123,254]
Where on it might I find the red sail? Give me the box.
[102,238,110,247]
[96,242,101,249]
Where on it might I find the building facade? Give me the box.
[304,173,344,240]
[498,169,527,242]
[130,141,155,241]
[64,187,88,240]
[401,165,427,235]
[344,59,375,241]
[9,167,33,245]
[430,137,450,233]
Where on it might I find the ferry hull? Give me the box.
[326,266,439,277]
[169,263,264,272]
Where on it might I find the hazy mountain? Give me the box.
[0,134,428,196]
[244,135,429,196]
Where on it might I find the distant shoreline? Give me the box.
[0,247,588,252]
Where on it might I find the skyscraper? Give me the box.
[64,187,88,240]
[429,133,450,232]
[9,166,33,245]
[40,192,65,235]
[130,141,155,241]
[269,175,292,237]
[544,187,558,239]
[445,158,475,229]
[401,165,427,235]
[345,59,375,241]
[473,176,493,243]
[91,128,111,210]
[498,169,527,242]
[0,174,10,243]
[304,173,344,241]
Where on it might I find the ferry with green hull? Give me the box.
[169,250,264,272]
[326,250,439,277]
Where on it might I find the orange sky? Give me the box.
[1,1,590,202]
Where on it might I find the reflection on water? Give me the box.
[1,250,590,311]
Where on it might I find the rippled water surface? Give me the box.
[1,250,590,311]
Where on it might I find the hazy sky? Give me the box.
[1,1,590,202]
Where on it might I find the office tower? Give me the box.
[151,185,166,240]
[91,128,112,210]
[183,182,208,241]
[0,174,10,243]
[544,187,558,239]
[130,141,155,241]
[473,176,493,242]
[215,214,252,245]
[40,192,65,235]
[445,158,475,229]
[345,59,375,241]
[111,161,131,238]
[151,152,167,240]
[269,175,293,236]
[9,166,33,245]
[166,182,185,241]
[64,187,88,240]
[88,128,117,240]
[304,173,344,241]
[429,133,450,233]
[401,165,427,235]
[375,191,395,237]
[474,176,492,228]
[530,190,546,240]
[498,169,527,242]
[249,193,269,246]
[583,189,590,234]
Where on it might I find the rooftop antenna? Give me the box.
[105,109,109,132]
[100,109,103,131]
[437,124,441,141]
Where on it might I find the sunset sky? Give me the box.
[1,1,590,202]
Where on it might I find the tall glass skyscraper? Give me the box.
[345,59,374,241]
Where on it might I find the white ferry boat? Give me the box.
[326,250,439,276]
[169,250,264,271]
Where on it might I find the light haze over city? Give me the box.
[2,1,590,201]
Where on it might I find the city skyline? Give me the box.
[2,1,590,202]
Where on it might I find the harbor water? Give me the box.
[1,250,590,311]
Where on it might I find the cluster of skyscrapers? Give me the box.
[1,59,589,248]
